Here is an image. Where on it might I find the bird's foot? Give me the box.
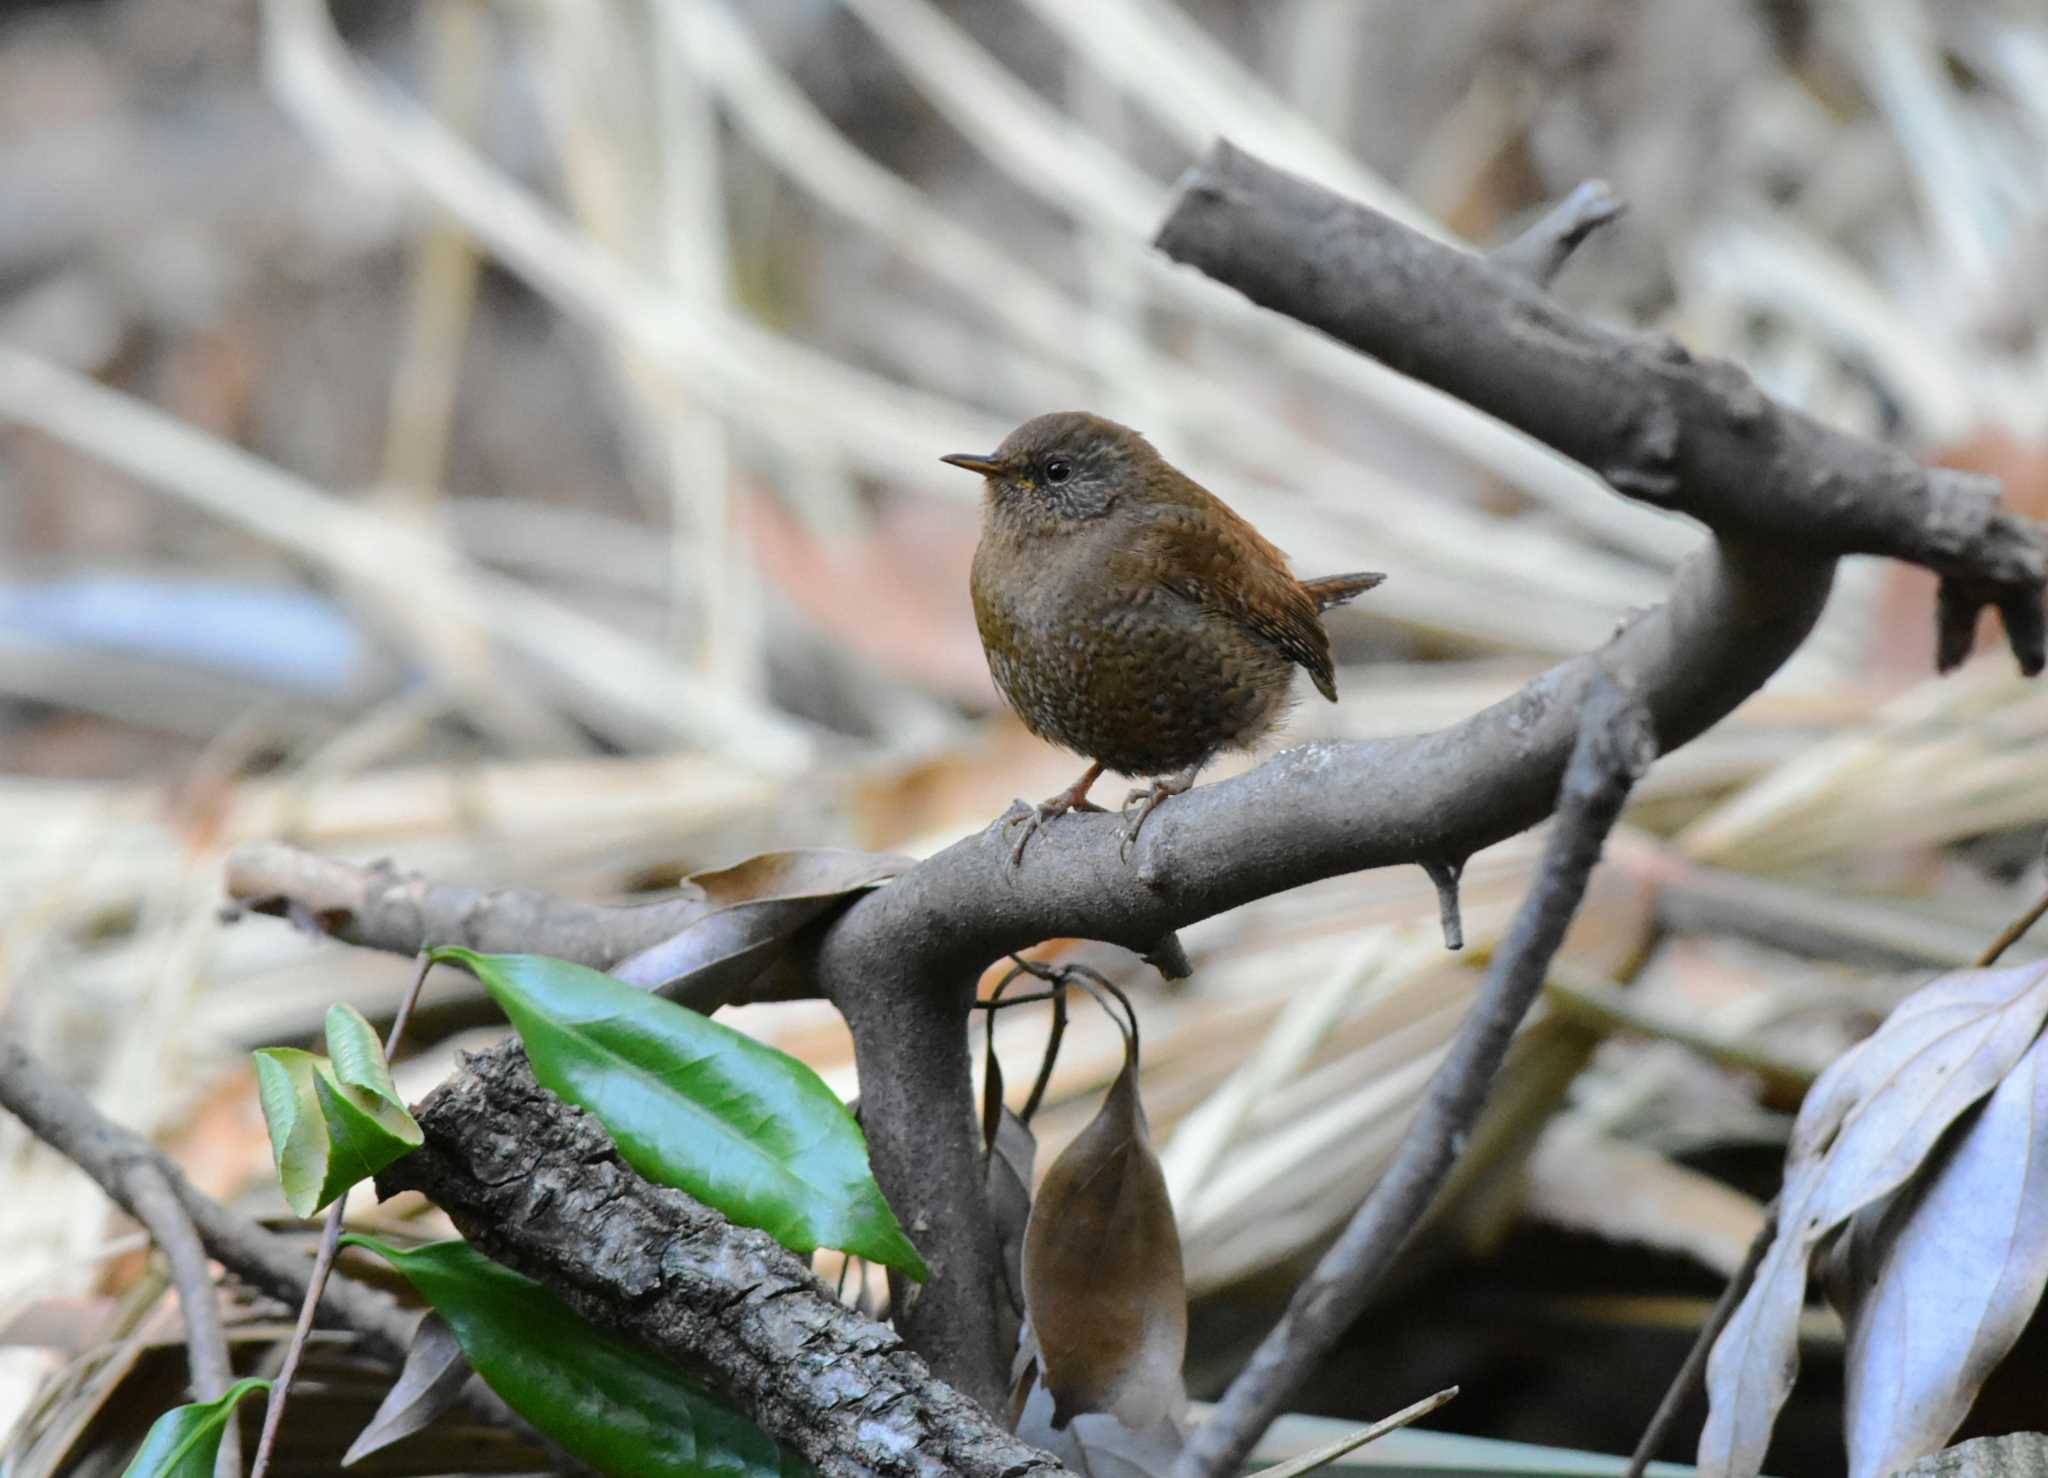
[1119,766,1201,862]
[1002,762,1106,866]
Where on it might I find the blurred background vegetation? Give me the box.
[4,1,2048,1473]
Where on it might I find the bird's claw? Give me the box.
[1117,773,1197,863]
[1000,765,1109,867]
[1004,802,1055,866]
[1118,786,1165,863]
[1002,794,1106,867]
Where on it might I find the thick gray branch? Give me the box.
[1173,677,1655,1478]
[1154,142,2046,662]
[223,843,707,966]
[378,1051,1062,1478]
[218,151,2048,1414]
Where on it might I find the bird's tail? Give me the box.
[1302,571,1387,613]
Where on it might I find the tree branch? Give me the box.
[1172,676,1656,1478]
[122,1161,235,1404]
[1488,179,1625,287]
[220,149,2047,1411]
[223,843,708,967]
[1153,143,2046,657]
[126,1157,243,1475]
[1625,1207,1777,1478]
[0,1035,416,1362]
[377,1048,1063,1478]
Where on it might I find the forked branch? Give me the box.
[217,146,2047,1427]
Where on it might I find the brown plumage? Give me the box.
[942,412,1384,860]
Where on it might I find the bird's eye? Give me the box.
[1043,458,1073,485]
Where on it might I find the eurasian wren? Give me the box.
[943,411,1383,861]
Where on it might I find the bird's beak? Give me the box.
[940,452,1007,477]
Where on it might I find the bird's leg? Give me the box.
[1119,762,1203,861]
[1004,761,1106,865]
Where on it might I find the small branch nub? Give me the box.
[1489,180,1626,288]
[1422,859,1467,951]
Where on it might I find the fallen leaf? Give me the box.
[1522,1121,1767,1277]
[1700,960,2048,1478]
[1834,1031,2048,1478]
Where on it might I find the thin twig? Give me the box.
[0,1038,413,1359]
[122,1162,234,1400]
[1976,881,2048,967]
[249,952,436,1478]
[123,1159,240,1476]
[1488,180,1626,287]
[1174,675,1656,1478]
[248,1199,348,1478]
[1252,1386,1460,1478]
[1020,985,1069,1125]
[1624,1209,1778,1478]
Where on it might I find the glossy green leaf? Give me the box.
[252,1006,422,1216]
[323,1003,409,1116]
[344,1236,807,1478]
[431,947,927,1279]
[121,1378,269,1478]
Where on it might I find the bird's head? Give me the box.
[942,411,1156,527]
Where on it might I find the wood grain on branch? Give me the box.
[1155,142,2046,657]
[378,1049,1063,1478]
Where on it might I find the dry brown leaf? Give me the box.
[1021,1041,1187,1440]
[609,847,913,1003]
[988,1105,1037,1323]
[341,1312,472,1467]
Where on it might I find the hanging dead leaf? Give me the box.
[610,848,913,1006]
[1830,1030,2048,1478]
[341,1313,472,1466]
[1699,960,2048,1478]
[1014,1382,1184,1478]
[989,1105,1038,1322]
[1020,1018,1187,1445]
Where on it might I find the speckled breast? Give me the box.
[974,576,1292,778]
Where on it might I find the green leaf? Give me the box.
[344,1236,808,1478]
[252,1007,422,1216]
[122,1378,269,1478]
[253,1048,325,1212]
[324,1003,409,1116]
[431,947,928,1279]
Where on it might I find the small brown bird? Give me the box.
[943,412,1383,861]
